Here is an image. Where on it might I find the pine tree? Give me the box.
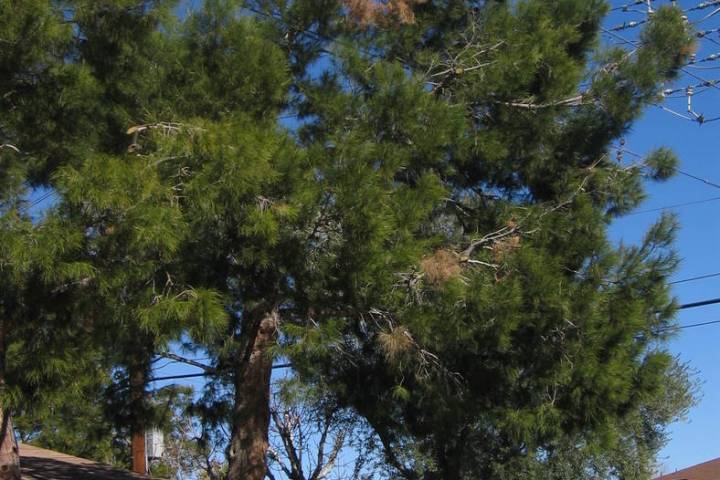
[0,155,100,480]
[0,6,100,476]
[274,2,696,478]
[1,1,223,476]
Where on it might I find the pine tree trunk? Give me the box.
[0,407,19,480]
[0,324,19,480]
[227,308,278,480]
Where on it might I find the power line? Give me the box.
[675,169,720,190]
[662,78,720,96]
[693,6,720,25]
[610,0,656,13]
[614,146,720,191]
[609,19,648,31]
[604,9,720,122]
[624,195,720,216]
[670,272,720,285]
[19,190,58,214]
[688,52,720,65]
[655,318,720,334]
[679,297,720,310]
[696,26,720,37]
[686,0,720,13]
[674,318,720,330]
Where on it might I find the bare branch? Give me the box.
[314,428,347,480]
[271,408,304,478]
[0,144,20,153]
[493,94,587,110]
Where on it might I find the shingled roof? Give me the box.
[20,444,156,480]
[654,457,720,480]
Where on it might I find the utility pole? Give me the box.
[131,431,147,475]
[129,365,147,475]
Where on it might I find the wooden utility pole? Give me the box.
[131,430,146,475]
[129,365,147,475]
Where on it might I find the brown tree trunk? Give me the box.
[0,324,20,480]
[0,407,20,480]
[227,308,278,480]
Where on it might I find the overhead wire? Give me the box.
[614,146,720,191]
[611,0,656,12]
[624,195,720,215]
[670,271,720,285]
[675,168,720,189]
[685,0,720,14]
[679,297,720,310]
[247,1,720,126]
[19,190,58,215]
[654,318,720,334]
[607,1,720,122]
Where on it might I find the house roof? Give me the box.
[654,457,720,480]
[20,444,154,480]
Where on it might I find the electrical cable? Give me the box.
[624,195,720,216]
[686,0,720,13]
[675,169,720,190]
[19,190,58,214]
[679,297,720,310]
[654,318,720,334]
[673,318,720,329]
[613,145,720,191]
[670,272,720,285]
[611,0,655,12]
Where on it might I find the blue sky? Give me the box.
[610,105,720,473]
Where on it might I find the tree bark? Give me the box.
[227,308,279,480]
[0,407,20,480]
[0,323,20,480]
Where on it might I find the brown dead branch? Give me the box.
[419,249,462,286]
[494,94,588,110]
[377,325,414,363]
[368,308,464,386]
[126,122,200,153]
[344,0,428,27]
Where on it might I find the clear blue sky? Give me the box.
[610,106,720,474]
